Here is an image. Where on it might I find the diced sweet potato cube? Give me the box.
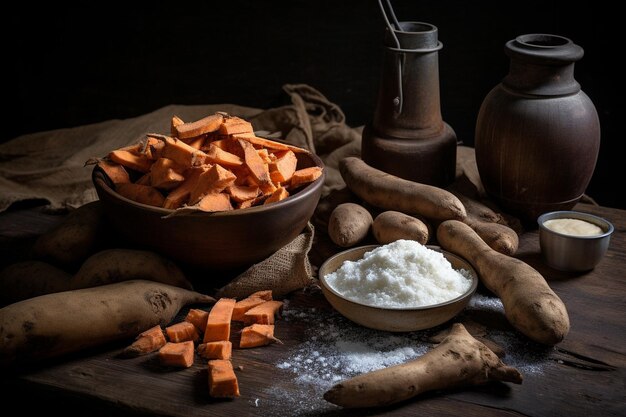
[187,135,206,150]
[122,325,167,357]
[161,136,207,167]
[232,297,268,322]
[189,164,237,204]
[290,166,323,188]
[165,321,199,343]
[197,192,233,212]
[116,183,164,207]
[227,184,260,203]
[97,160,130,184]
[150,157,185,190]
[109,149,152,173]
[174,113,224,139]
[159,341,195,368]
[185,308,209,333]
[243,300,284,325]
[204,144,244,168]
[163,166,209,209]
[238,138,272,186]
[204,298,236,343]
[232,133,308,153]
[264,187,289,205]
[197,341,232,360]
[236,196,266,209]
[170,115,185,137]
[219,116,254,135]
[144,137,165,160]
[239,324,282,348]
[208,359,240,397]
[269,150,297,183]
[257,148,272,164]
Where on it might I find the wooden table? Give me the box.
[1,203,624,417]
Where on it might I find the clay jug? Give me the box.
[362,22,457,187]
[475,34,600,224]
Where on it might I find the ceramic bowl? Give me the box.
[92,151,324,271]
[538,210,614,272]
[318,245,478,332]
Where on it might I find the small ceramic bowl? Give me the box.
[318,245,478,332]
[538,211,614,272]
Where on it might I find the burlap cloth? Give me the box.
[0,84,482,297]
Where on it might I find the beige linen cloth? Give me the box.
[0,84,481,297]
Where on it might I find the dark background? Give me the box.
[4,1,623,209]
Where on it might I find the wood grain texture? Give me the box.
[0,203,624,416]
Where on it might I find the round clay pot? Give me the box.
[475,34,600,225]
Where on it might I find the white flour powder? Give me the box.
[264,294,552,415]
[324,240,472,307]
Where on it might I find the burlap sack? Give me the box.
[216,223,315,299]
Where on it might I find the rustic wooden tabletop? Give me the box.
[0,202,624,417]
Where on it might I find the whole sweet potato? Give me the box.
[0,280,214,367]
[437,220,569,345]
[328,203,373,247]
[339,157,466,221]
[33,201,104,268]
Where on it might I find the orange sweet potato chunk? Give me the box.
[269,150,298,184]
[264,187,289,205]
[290,166,323,188]
[174,113,224,139]
[204,298,237,343]
[208,359,240,397]
[122,325,166,357]
[97,160,130,184]
[243,300,284,325]
[161,136,207,167]
[185,308,209,333]
[159,341,195,368]
[197,192,233,212]
[163,166,209,209]
[150,157,185,190]
[239,324,282,348]
[116,183,165,207]
[165,321,200,343]
[219,116,254,135]
[232,297,268,322]
[109,149,152,173]
[197,341,232,360]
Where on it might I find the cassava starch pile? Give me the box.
[324,240,472,307]
[263,294,553,415]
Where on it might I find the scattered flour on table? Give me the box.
[324,240,473,307]
[264,293,554,415]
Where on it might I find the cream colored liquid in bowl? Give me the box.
[543,218,603,236]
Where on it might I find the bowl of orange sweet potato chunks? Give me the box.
[92,111,324,271]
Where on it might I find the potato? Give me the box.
[437,220,569,345]
[328,203,373,247]
[339,157,466,221]
[71,248,193,290]
[0,261,71,304]
[453,192,519,255]
[324,323,522,408]
[33,201,104,268]
[372,211,429,244]
[0,280,215,368]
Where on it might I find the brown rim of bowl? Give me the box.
[92,151,325,216]
[319,244,479,311]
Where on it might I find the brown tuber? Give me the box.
[437,220,570,345]
[324,323,522,408]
